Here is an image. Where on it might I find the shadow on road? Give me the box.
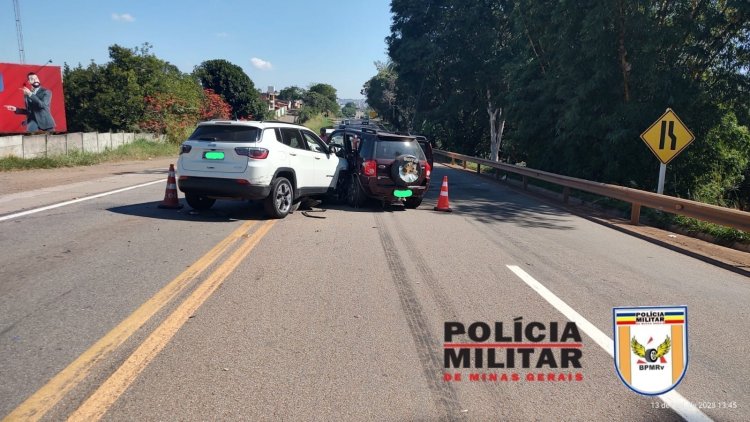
[107,200,269,222]
[108,164,577,227]
[428,165,576,230]
[112,168,169,176]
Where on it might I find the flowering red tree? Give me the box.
[140,93,200,142]
[200,89,232,120]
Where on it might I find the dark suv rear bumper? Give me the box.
[360,176,429,202]
[178,176,271,199]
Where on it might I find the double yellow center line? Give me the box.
[5,219,275,422]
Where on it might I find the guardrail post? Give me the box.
[451,157,456,165]
[563,187,570,203]
[476,164,481,174]
[495,169,500,180]
[630,203,641,225]
[463,160,467,170]
[523,176,528,190]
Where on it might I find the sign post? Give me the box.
[657,163,667,194]
[640,108,695,194]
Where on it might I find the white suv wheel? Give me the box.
[264,177,293,219]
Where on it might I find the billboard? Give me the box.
[0,62,67,134]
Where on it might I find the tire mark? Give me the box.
[375,214,464,421]
[391,216,514,420]
[391,217,458,319]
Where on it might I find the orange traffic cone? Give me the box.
[433,176,452,212]
[158,164,183,209]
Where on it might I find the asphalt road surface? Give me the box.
[0,161,747,421]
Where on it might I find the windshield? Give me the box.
[188,125,260,142]
[373,140,426,160]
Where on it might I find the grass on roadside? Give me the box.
[0,139,179,171]
[663,214,750,245]
[303,114,334,135]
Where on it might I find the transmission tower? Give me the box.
[13,0,26,63]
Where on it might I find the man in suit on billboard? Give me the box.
[3,72,56,132]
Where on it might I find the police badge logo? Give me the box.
[613,306,688,395]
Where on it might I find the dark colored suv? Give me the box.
[328,128,431,208]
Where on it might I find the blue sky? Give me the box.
[0,0,393,99]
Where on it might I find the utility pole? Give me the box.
[13,0,26,63]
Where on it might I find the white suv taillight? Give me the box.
[235,147,269,159]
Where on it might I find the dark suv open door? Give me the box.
[415,136,434,168]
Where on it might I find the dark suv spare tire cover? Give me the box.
[391,154,421,187]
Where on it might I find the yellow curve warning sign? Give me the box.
[640,108,695,164]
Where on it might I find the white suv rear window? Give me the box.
[189,125,260,142]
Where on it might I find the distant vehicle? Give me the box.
[177,120,346,218]
[338,121,388,131]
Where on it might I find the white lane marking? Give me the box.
[0,179,165,223]
[506,265,712,422]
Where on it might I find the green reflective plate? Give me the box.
[204,151,224,160]
[393,189,413,198]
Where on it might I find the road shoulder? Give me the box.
[443,163,750,278]
[0,158,176,216]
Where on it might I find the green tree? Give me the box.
[278,85,305,101]
[382,0,750,208]
[386,0,513,157]
[63,61,106,132]
[312,83,340,115]
[193,59,266,119]
[63,43,202,137]
[502,0,750,194]
[294,83,340,123]
[341,102,357,118]
[308,83,337,103]
[362,61,398,126]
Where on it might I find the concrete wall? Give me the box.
[98,133,112,151]
[0,135,23,158]
[111,132,125,149]
[0,132,161,159]
[47,135,67,156]
[66,132,83,153]
[82,132,98,153]
[24,135,47,158]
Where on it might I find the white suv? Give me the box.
[176,120,347,218]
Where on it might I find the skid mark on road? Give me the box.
[375,214,465,421]
[391,216,517,420]
[391,217,459,319]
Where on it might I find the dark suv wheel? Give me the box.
[185,193,216,210]
[347,176,366,208]
[264,177,293,218]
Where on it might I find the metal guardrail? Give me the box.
[434,149,750,233]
